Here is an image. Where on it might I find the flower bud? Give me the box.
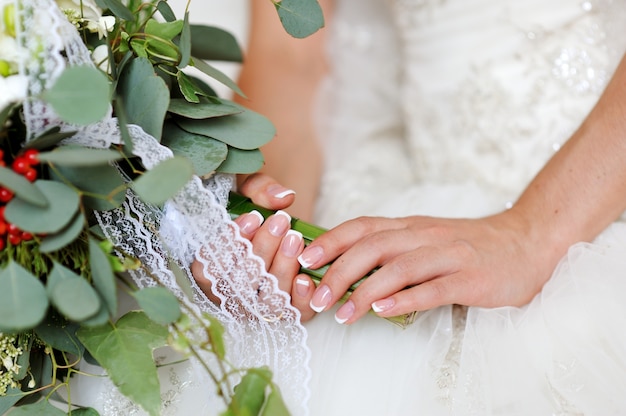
[3,4,15,38]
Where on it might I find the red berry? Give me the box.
[8,233,21,246]
[12,158,29,174]
[23,149,39,165]
[0,221,6,235]
[7,223,20,236]
[24,168,37,182]
[0,149,4,160]
[0,206,5,221]
[20,231,33,241]
[0,188,13,203]
[0,161,5,167]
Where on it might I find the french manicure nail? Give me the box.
[280,230,303,257]
[295,276,310,297]
[298,245,324,269]
[310,284,332,312]
[268,184,296,199]
[268,210,291,237]
[372,298,395,313]
[239,210,264,234]
[335,300,355,324]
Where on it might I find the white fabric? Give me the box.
[307,0,626,415]
[13,1,310,414]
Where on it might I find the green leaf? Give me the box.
[99,0,134,21]
[23,127,76,150]
[217,147,264,175]
[0,386,26,414]
[0,165,47,207]
[144,19,183,61]
[176,106,275,150]
[71,408,101,416]
[133,286,181,325]
[261,387,290,416]
[37,147,122,166]
[118,57,170,140]
[156,0,176,22]
[51,277,101,322]
[205,314,226,360]
[178,13,192,68]
[191,57,245,97]
[145,19,184,41]
[132,156,193,205]
[39,212,85,253]
[89,237,117,316]
[161,122,228,177]
[169,259,194,301]
[230,368,272,416]
[54,163,126,211]
[35,317,84,356]
[168,97,241,119]
[0,102,18,127]
[7,399,66,415]
[0,261,48,331]
[42,66,110,125]
[275,0,325,39]
[176,71,202,103]
[189,25,242,62]
[4,180,79,234]
[77,311,169,416]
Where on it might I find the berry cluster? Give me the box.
[0,149,40,250]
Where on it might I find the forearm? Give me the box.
[511,53,626,263]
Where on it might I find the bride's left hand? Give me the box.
[297,210,561,324]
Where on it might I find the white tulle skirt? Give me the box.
[306,182,626,416]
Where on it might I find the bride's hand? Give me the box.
[297,210,560,324]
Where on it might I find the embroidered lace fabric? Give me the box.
[14,1,311,414]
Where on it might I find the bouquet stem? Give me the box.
[227,192,418,328]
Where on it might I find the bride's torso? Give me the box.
[314,0,626,226]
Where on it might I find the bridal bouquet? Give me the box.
[0,0,323,415]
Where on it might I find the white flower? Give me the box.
[86,15,115,39]
[0,74,28,111]
[0,33,20,76]
[55,0,103,22]
[92,43,110,73]
[1,356,12,371]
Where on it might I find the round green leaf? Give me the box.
[217,147,264,174]
[42,66,110,125]
[132,156,194,205]
[168,98,241,119]
[0,262,49,331]
[275,0,325,39]
[54,163,126,211]
[133,287,181,325]
[37,147,123,166]
[161,122,228,176]
[0,165,47,207]
[176,106,275,150]
[89,237,117,317]
[189,24,242,62]
[4,180,79,234]
[52,277,101,322]
[39,212,85,253]
[7,399,66,415]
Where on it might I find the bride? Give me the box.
[225,0,626,414]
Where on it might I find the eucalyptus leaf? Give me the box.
[191,57,244,97]
[71,408,101,416]
[156,0,176,22]
[42,66,110,126]
[0,386,25,414]
[55,163,126,211]
[168,97,241,119]
[0,261,49,331]
[178,13,191,68]
[89,237,117,317]
[22,127,77,151]
[169,259,194,301]
[176,106,275,150]
[0,102,18,128]
[4,180,79,234]
[35,316,84,356]
[161,122,227,176]
[131,156,193,205]
[39,212,84,253]
[52,277,101,322]
[217,147,264,175]
[6,399,66,415]
[189,25,242,62]
[275,0,325,38]
[37,147,122,166]
[76,311,169,416]
[98,0,134,21]
[133,287,181,325]
[46,260,83,297]
[118,57,170,140]
[0,165,47,207]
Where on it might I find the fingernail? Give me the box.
[298,245,324,269]
[310,284,332,312]
[268,184,296,199]
[295,276,310,297]
[372,298,395,313]
[239,210,264,234]
[267,210,291,237]
[280,230,303,257]
[335,300,354,324]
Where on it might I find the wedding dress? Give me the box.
[305,0,626,415]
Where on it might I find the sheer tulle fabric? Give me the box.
[306,0,626,414]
